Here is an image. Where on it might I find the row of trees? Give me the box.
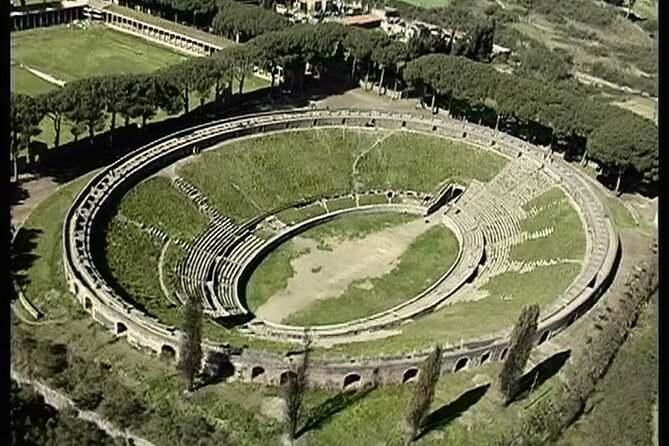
[488,241,658,445]
[212,0,290,43]
[404,54,658,192]
[11,17,657,193]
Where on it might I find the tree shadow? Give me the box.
[296,385,376,438]
[11,180,30,207]
[416,383,490,440]
[511,350,571,404]
[10,227,42,291]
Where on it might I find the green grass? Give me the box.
[161,241,186,302]
[276,203,327,225]
[106,4,235,48]
[179,129,506,223]
[302,212,417,250]
[320,262,581,356]
[557,297,657,446]
[102,218,167,314]
[11,26,185,82]
[116,176,209,242]
[358,193,390,206]
[510,187,586,262]
[12,172,99,320]
[325,196,357,212]
[245,240,309,312]
[11,65,57,95]
[284,225,459,326]
[357,131,508,190]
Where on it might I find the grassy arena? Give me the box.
[283,224,460,326]
[179,128,507,223]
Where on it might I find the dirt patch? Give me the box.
[11,176,60,226]
[254,215,441,323]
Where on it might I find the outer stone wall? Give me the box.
[61,108,620,387]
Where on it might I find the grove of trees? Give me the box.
[9,7,657,195]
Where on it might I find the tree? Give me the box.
[62,78,107,144]
[404,345,443,442]
[9,93,44,181]
[453,20,495,62]
[587,113,657,194]
[177,294,203,392]
[284,334,311,442]
[498,305,540,404]
[40,89,68,149]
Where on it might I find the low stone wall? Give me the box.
[60,108,619,387]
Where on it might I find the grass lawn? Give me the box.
[106,4,234,48]
[11,65,57,95]
[275,203,327,225]
[12,172,100,322]
[116,176,209,242]
[510,187,586,262]
[11,26,186,82]
[245,240,310,312]
[556,296,657,446]
[179,129,506,223]
[284,225,460,326]
[320,262,581,356]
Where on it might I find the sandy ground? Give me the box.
[11,175,60,226]
[255,214,440,323]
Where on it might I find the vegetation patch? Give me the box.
[283,225,459,326]
[245,240,308,312]
[510,187,586,262]
[322,262,580,356]
[117,176,209,242]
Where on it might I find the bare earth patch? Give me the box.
[255,215,440,323]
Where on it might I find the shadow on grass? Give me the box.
[511,350,571,404]
[11,180,30,206]
[296,385,376,438]
[11,227,42,291]
[416,383,490,440]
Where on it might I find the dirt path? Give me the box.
[11,176,60,226]
[255,215,440,322]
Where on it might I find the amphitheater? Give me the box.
[62,108,620,389]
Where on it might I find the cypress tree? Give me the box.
[404,345,443,442]
[499,305,540,404]
[177,295,203,392]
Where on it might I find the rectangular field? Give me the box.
[11,65,56,95]
[11,25,186,83]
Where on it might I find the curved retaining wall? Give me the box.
[61,108,619,387]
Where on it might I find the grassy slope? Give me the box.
[557,296,657,446]
[117,176,209,242]
[12,173,98,320]
[284,225,460,326]
[321,262,580,356]
[510,187,586,262]
[304,212,417,248]
[180,129,506,223]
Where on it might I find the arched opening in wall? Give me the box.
[161,345,176,361]
[480,351,491,365]
[116,322,127,335]
[280,371,296,385]
[251,366,265,380]
[454,357,469,372]
[462,132,468,138]
[432,125,437,132]
[84,297,92,310]
[538,330,550,345]
[341,118,346,125]
[343,373,361,389]
[402,368,418,383]
[500,348,509,361]
[402,120,406,128]
[312,119,318,126]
